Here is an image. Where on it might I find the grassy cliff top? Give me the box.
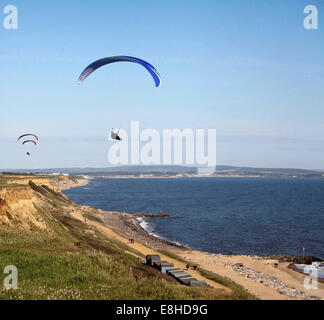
[0,175,255,300]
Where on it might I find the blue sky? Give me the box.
[1,0,324,169]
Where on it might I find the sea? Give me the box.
[63,177,324,258]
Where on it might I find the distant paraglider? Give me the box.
[111,129,122,141]
[17,134,38,156]
[77,56,161,87]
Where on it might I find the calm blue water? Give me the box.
[64,178,324,258]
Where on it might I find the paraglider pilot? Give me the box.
[111,129,122,141]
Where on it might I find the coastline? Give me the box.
[60,178,186,251]
[102,210,188,251]
[98,208,324,300]
[64,178,324,300]
[58,177,90,191]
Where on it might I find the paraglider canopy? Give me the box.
[77,56,161,87]
[17,134,38,142]
[17,133,38,156]
[22,140,37,146]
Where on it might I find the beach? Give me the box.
[86,214,230,292]
[102,210,186,251]
[97,207,324,300]
[60,177,324,300]
[176,251,324,300]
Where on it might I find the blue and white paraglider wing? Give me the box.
[77,56,161,87]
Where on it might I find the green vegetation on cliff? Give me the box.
[0,176,255,300]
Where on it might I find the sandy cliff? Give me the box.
[0,175,88,229]
[0,186,45,229]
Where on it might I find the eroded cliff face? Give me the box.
[0,186,46,229]
[0,175,88,230]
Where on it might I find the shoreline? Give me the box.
[61,178,189,250]
[64,176,324,261]
[66,177,323,260]
[96,208,324,300]
[65,177,324,300]
[101,208,323,265]
[58,177,91,191]
[102,210,189,251]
